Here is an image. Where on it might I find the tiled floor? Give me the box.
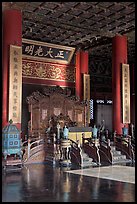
[2,163,135,202]
[66,165,135,184]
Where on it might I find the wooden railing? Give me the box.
[22,139,45,162]
[22,140,29,162]
[99,139,113,164]
[69,139,83,166]
[29,139,45,158]
[22,133,83,166]
[23,132,126,166]
[82,137,101,165]
[114,133,135,162]
[45,134,61,164]
[130,136,135,156]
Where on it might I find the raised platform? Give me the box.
[69,127,92,132]
[68,127,92,145]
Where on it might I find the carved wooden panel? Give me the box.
[41,109,47,120]
[74,108,84,127]
[54,108,61,116]
[32,107,40,130]
[67,110,73,121]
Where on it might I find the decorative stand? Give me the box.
[60,139,71,166]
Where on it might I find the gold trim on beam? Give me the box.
[22,76,75,83]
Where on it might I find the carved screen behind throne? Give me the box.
[50,94,64,116]
[75,109,84,127]
[54,108,61,116]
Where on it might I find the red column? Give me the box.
[75,51,82,100]
[112,35,127,134]
[2,9,22,129]
[80,51,89,74]
[75,50,89,101]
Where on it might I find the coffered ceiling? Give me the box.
[2,2,135,95]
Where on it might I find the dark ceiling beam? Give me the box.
[31,2,46,12]
[23,8,116,38]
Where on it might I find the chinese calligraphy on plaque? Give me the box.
[9,45,22,123]
[83,74,90,101]
[83,74,90,124]
[122,64,130,123]
[22,38,75,64]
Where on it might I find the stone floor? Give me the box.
[2,162,135,202]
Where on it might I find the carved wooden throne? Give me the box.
[26,86,89,139]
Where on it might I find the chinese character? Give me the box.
[14,57,18,63]
[13,85,18,90]
[14,98,17,104]
[13,112,17,118]
[55,50,65,59]
[124,68,127,73]
[124,78,127,83]
[14,50,18,55]
[125,94,128,98]
[13,92,17,97]
[13,78,18,83]
[34,46,44,56]
[125,83,128,88]
[125,110,129,115]
[14,64,18,69]
[125,89,128,93]
[13,106,17,111]
[44,48,53,58]
[25,45,34,55]
[124,73,127,77]
[125,105,128,110]
[14,71,18,76]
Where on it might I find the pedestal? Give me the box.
[60,139,71,166]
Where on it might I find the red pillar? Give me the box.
[2,9,22,129]
[75,51,82,100]
[75,50,89,101]
[112,35,127,134]
[80,51,89,74]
